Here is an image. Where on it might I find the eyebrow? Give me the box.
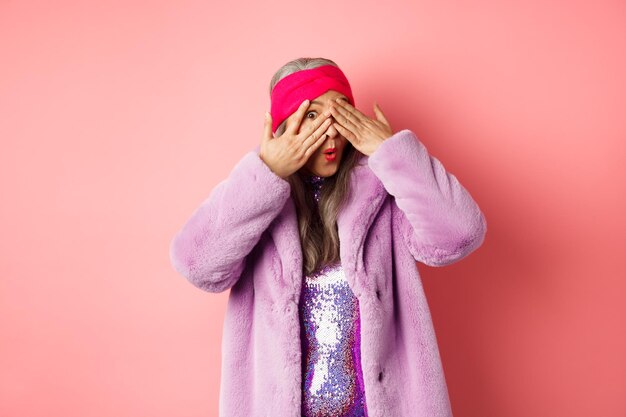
[310,97,349,105]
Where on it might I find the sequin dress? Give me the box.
[299,175,369,417]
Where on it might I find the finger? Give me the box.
[373,102,390,127]
[334,98,368,123]
[332,121,356,142]
[301,117,332,151]
[303,129,330,160]
[298,108,332,141]
[263,111,273,142]
[286,99,311,135]
[329,103,360,131]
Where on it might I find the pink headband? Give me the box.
[270,64,355,133]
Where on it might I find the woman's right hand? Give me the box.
[259,99,333,179]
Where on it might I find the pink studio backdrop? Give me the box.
[1,0,624,416]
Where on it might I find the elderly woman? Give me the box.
[169,57,487,417]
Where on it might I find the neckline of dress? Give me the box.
[303,175,325,185]
[303,175,325,204]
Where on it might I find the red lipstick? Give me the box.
[324,147,336,161]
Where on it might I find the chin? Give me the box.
[316,165,339,178]
[305,155,343,177]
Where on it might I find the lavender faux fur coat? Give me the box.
[169,129,487,417]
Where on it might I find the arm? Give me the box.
[368,129,487,267]
[169,147,291,292]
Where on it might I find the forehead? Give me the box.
[309,90,348,105]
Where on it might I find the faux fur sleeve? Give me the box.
[368,129,487,266]
[169,149,291,292]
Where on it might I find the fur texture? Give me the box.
[170,129,487,416]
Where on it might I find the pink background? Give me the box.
[1,0,624,416]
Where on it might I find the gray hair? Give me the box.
[267,57,362,275]
[269,57,340,136]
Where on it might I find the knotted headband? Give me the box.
[270,64,355,133]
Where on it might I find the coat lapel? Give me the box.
[268,155,388,300]
[337,156,388,295]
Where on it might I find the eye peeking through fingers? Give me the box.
[306,111,317,119]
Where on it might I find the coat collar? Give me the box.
[268,155,388,299]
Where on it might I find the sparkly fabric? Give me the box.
[299,175,368,417]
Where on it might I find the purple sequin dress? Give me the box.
[299,175,369,417]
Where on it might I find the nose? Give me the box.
[324,116,339,138]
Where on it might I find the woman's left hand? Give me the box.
[329,98,394,156]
